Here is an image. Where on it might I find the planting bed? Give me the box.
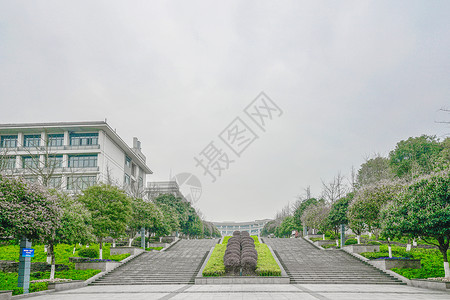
[199,232,286,284]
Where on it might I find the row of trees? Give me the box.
[262,135,450,277]
[0,176,220,280]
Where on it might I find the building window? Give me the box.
[46,155,63,169]
[138,176,143,189]
[1,135,18,148]
[67,175,97,190]
[48,134,64,147]
[68,154,97,168]
[22,156,39,169]
[69,133,98,146]
[131,164,136,177]
[0,156,16,169]
[124,174,131,185]
[23,135,41,147]
[48,176,62,189]
[125,156,131,167]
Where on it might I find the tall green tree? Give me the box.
[300,202,330,237]
[128,198,162,246]
[44,191,94,279]
[77,184,132,259]
[293,198,319,229]
[261,220,278,237]
[348,181,402,242]
[275,216,298,238]
[356,156,393,187]
[381,172,450,277]
[328,192,353,234]
[389,135,444,179]
[0,175,61,241]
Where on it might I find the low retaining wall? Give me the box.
[313,240,336,247]
[75,261,121,272]
[0,261,69,273]
[370,259,421,270]
[110,247,144,256]
[48,280,85,291]
[0,291,12,300]
[343,244,380,253]
[410,279,450,291]
[196,276,290,284]
[306,234,323,239]
[148,243,169,248]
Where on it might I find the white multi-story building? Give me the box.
[146,181,187,202]
[213,219,271,236]
[0,121,152,195]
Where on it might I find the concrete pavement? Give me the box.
[24,284,450,300]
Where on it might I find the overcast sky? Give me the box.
[0,1,449,222]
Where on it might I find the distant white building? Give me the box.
[0,121,152,195]
[213,219,271,236]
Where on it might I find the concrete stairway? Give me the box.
[263,238,404,284]
[91,239,218,285]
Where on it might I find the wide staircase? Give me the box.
[92,239,217,285]
[264,238,404,284]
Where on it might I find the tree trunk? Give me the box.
[112,239,116,248]
[413,238,417,246]
[49,243,56,280]
[356,235,361,244]
[406,239,412,252]
[128,238,133,247]
[99,239,103,259]
[322,234,325,241]
[73,246,76,255]
[388,238,392,258]
[438,242,449,278]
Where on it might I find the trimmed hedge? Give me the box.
[78,248,99,258]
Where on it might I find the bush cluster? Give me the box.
[223,231,258,275]
[77,248,99,258]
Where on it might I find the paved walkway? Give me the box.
[26,284,450,299]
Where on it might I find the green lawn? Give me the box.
[0,269,101,295]
[0,242,129,295]
[0,243,129,264]
[360,244,449,279]
[202,244,226,276]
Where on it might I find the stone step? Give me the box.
[264,238,402,285]
[90,239,217,285]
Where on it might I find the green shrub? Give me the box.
[29,282,48,293]
[0,272,48,295]
[146,247,163,251]
[367,241,382,245]
[345,238,357,245]
[108,253,130,261]
[78,248,99,258]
